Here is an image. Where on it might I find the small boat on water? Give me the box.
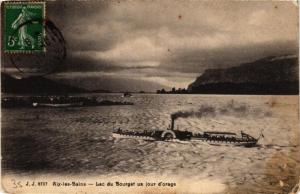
[112,117,263,147]
[32,102,83,107]
[122,92,132,97]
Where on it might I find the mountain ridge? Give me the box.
[188,55,299,94]
[1,73,87,94]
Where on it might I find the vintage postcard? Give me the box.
[1,0,299,194]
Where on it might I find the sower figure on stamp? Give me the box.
[11,6,36,49]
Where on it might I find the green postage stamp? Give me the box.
[3,1,45,53]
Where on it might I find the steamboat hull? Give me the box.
[112,129,258,147]
[191,137,258,147]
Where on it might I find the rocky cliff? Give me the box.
[188,55,298,94]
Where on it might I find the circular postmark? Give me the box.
[6,19,66,77]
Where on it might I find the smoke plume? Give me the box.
[171,101,272,120]
[171,105,216,120]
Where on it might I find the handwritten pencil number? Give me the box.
[11,179,22,188]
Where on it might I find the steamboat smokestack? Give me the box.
[170,116,175,131]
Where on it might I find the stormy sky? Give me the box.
[5,0,298,92]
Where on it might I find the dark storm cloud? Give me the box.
[44,1,299,89]
[56,53,157,73]
[47,0,112,51]
[160,40,298,73]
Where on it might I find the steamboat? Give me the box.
[112,117,263,147]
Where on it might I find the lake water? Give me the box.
[2,94,299,193]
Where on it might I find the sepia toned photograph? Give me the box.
[1,0,300,193]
